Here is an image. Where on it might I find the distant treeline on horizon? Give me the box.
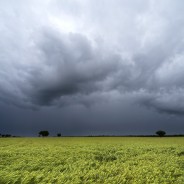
[0,134,184,138]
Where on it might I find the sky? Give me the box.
[0,0,184,136]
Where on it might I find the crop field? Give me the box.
[0,137,184,184]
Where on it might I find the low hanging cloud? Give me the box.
[1,0,184,115]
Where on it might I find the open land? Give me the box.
[0,137,184,184]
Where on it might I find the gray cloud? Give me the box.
[1,0,184,117]
[30,30,121,105]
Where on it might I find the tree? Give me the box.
[57,133,61,137]
[1,134,11,137]
[39,131,49,137]
[156,130,166,137]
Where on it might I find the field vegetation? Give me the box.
[0,137,183,183]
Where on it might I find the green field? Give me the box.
[0,137,184,184]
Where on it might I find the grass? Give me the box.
[0,137,184,183]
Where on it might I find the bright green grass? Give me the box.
[0,137,184,184]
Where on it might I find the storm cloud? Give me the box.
[0,0,184,135]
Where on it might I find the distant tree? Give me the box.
[5,134,11,137]
[39,131,49,137]
[57,133,61,137]
[1,134,11,138]
[156,130,166,137]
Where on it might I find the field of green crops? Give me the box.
[0,137,184,184]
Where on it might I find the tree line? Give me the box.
[38,130,167,137]
[1,130,184,137]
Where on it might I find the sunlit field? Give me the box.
[0,137,183,184]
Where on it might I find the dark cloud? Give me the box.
[0,0,184,135]
[139,89,184,115]
[29,30,121,105]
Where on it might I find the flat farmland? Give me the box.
[0,137,183,184]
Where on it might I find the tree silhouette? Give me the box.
[57,133,61,137]
[39,131,49,137]
[156,130,166,137]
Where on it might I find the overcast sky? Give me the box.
[0,0,184,136]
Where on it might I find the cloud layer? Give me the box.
[1,0,184,115]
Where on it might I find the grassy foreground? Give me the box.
[0,137,183,184]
